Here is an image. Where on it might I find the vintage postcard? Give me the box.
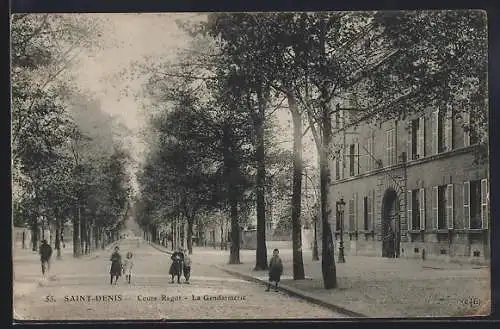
[12,11,490,321]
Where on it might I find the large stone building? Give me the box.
[328,102,489,263]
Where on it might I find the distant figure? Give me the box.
[109,246,122,285]
[61,232,65,248]
[183,249,191,284]
[266,248,283,292]
[39,240,53,278]
[169,248,184,284]
[123,252,134,284]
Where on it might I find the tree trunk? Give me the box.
[171,222,175,251]
[320,93,337,289]
[31,220,38,252]
[289,91,305,280]
[229,195,240,264]
[220,222,224,250]
[55,218,61,259]
[254,90,268,270]
[187,217,194,255]
[101,229,106,250]
[73,207,81,257]
[80,215,86,255]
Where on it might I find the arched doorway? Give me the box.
[381,188,400,258]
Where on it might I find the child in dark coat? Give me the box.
[266,248,283,292]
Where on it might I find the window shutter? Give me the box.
[432,110,439,154]
[407,190,413,231]
[419,188,425,230]
[481,178,488,229]
[447,184,454,229]
[407,123,413,161]
[368,137,374,170]
[445,106,453,151]
[367,194,373,231]
[355,192,359,231]
[418,117,425,157]
[372,190,376,230]
[346,145,351,177]
[339,147,344,180]
[463,181,470,229]
[355,143,360,175]
[333,157,337,181]
[463,111,470,147]
[386,130,391,166]
[432,186,438,229]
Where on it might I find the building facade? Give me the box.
[328,104,489,263]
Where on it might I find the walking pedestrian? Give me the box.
[39,240,53,279]
[109,246,122,285]
[169,247,184,284]
[123,252,134,284]
[266,248,283,292]
[182,249,191,284]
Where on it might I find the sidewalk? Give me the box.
[12,240,121,299]
[214,248,490,318]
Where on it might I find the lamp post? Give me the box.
[337,198,346,263]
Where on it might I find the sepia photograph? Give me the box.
[11,11,490,321]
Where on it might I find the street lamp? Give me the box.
[336,198,346,263]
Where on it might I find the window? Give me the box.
[419,188,426,230]
[432,108,453,154]
[432,184,454,230]
[463,112,470,147]
[366,136,374,170]
[335,158,340,180]
[335,111,341,129]
[349,144,355,176]
[386,129,395,166]
[363,194,373,231]
[345,143,359,177]
[408,117,425,160]
[465,179,489,229]
[348,198,355,232]
[463,111,479,147]
[407,189,420,230]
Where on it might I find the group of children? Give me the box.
[109,246,134,285]
[108,245,283,291]
[109,246,192,285]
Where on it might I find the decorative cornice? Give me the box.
[331,145,481,186]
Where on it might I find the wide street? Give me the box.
[13,236,345,320]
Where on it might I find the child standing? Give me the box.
[109,246,122,285]
[183,249,192,284]
[123,252,134,284]
[266,248,283,292]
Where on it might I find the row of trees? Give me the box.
[11,14,132,258]
[133,11,487,289]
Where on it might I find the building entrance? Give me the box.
[382,189,400,258]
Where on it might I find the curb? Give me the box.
[149,242,173,255]
[217,266,367,318]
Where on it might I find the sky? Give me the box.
[70,13,318,189]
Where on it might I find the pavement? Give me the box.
[12,241,121,300]
[205,245,491,318]
[13,238,491,319]
[12,237,345,320]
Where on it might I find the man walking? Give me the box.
[39,239,53,278]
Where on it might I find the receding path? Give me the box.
[14,237,346,320]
